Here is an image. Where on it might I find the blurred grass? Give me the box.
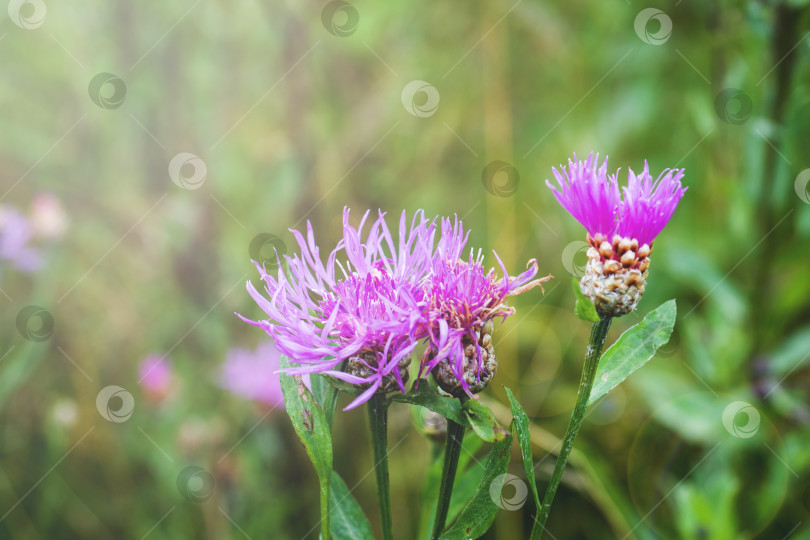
[1,0,810,538]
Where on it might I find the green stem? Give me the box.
[531,316,612,539]
[368,394,393,540]
[431,411,466,539]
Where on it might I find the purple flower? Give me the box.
[139,355,174,402]
[546,152,686,247]
[240,209,433,409]
[418,217,551,397]
[221,341,293,408]
[0,206,42,271]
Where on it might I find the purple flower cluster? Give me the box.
[547,153,686,247]
[242,208,549,408]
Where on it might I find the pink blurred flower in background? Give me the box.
[139,355,174,403]
[30,193,69,240]
[221,341,302,408]
[0,206,42,271]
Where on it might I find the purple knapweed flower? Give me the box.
[547,152,686,316]
[139,354,174,403]
[220,341,298,408]
[240,208,433,410]
[418,217,551,397]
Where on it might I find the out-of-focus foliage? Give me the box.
[1,0,809,538]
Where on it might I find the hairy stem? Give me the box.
[368,394,393,540]
[431,412,466,539]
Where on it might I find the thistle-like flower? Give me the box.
[547,153,686,316]
[419,217,551,397]
[240,209,433,409]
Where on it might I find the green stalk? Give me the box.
[368,394,393,540]
[531,316,612,539]
[431,411,466,539]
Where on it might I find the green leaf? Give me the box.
[440,430,514,539]
[572,277,600,322]
[330,471,374,540]
[463,399,509,443]
[504,387,540,509]
[279,356,333,539]
[588,300,677,406]
[390,380,470,426]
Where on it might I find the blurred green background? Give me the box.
[2,1,810,538]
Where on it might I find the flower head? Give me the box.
[139,354,174,403]
[0,206,42,271]
[419,217,551,397]
[547,152,686,316]
[240,208,433,409]
[220,341,293,408]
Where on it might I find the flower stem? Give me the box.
[431,406,467,539]
[368,393,393,540]
[531,316,612,539]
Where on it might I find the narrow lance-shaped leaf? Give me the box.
[463,398,509,443]
[572,276,601,323]
[504,387,540,509]
[279,356,333,538]
[440,429,514,539]
[588,300,676,406]
[389,379,470,426]
[330,471,374,540]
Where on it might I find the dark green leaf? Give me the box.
[588,300,677,406]
[330,471,374,540]
[504,387,540,509]
[463,399,508,442]
[572,277,600,322]
[390,380,469,426]
[279,356,333,536]
[440,430,514,539]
